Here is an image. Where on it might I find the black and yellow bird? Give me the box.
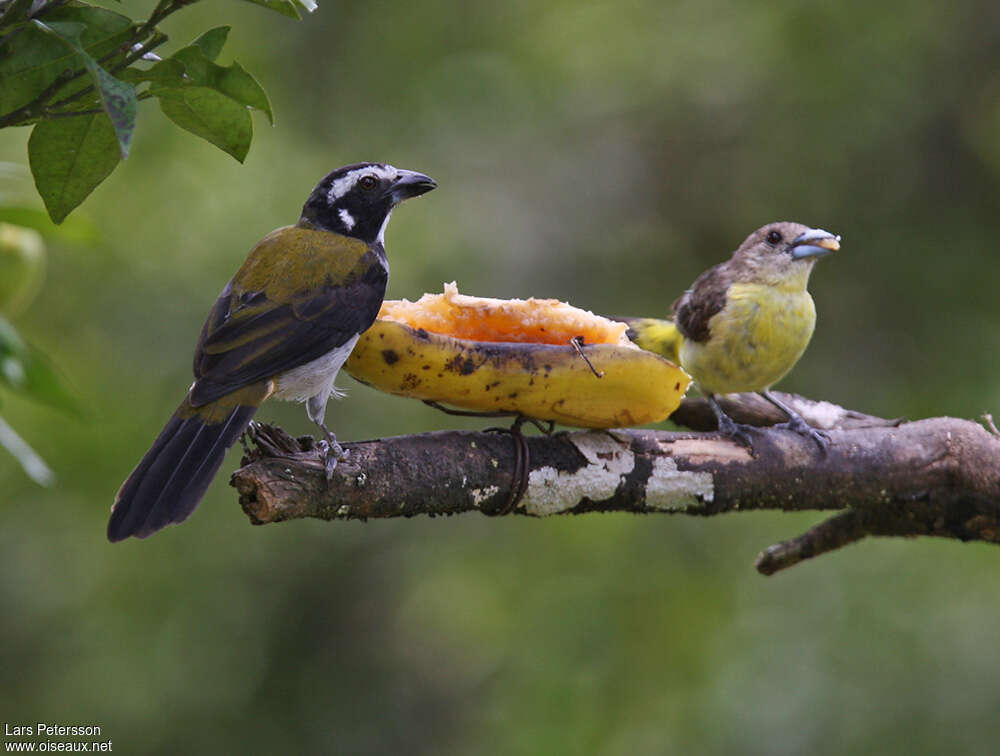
[108,163,436,542]
[628,222,839,450]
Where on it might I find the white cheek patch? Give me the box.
[327,164,397,203]
[376,209,393,245]
[338,208,355,230]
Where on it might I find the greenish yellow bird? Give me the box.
[108,163,436,542]
[628,222,839,450]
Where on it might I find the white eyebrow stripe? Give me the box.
[327,164,397,203]
[338,208,355,230]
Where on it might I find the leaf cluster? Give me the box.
[0,0,315,222]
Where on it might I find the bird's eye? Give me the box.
[766,230,783,245]
[359,175,378,190]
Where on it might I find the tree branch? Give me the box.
[230,393,1000,575]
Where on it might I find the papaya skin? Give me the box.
[345,320,690,428]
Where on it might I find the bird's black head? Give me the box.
[300,162,437,244]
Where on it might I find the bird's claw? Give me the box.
[775,415,831,454]
[317,438,349,479]
[239,420,260,456]
[715,414,757,454]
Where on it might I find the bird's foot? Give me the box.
[239,420,260,457]
[707,395,756,454]
[316,432,349,479]
[317,439,349,479]
[760,390,830,454]
[715,413,757,454]
[774,414,831,454]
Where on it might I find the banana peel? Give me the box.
[344,283,690,428]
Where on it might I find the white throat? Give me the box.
[376,209,393,246]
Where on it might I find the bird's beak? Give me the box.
[387,170,437,203]
[791,228,840,259]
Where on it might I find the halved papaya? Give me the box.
[345,282,690,428]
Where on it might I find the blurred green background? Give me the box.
[4,0,1000,753]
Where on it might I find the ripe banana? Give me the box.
[344,283,690,428]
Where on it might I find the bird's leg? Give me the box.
[239,419,260,456]
[315,420,348,479]
[708,394,756,452]
[761,390,830,453]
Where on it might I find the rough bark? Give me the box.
[230,392,1000,574]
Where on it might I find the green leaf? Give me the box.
[32,20,137,158]
[214,61,271,124]
[0,206,100,244]
[0,26,77,115]
[126,58,186,88]
[157,88,253,162]
[0,6,133,116]
[169,46,273,123]
[88,65,137,157]
[238,0,303,20]
[28,113,121,223]
[144,43,273,126]
[39,20,87,40]
[0,315,80,415]
[192,26,231,62]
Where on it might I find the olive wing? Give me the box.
[189,253,387,407]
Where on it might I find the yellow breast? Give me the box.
[679,282,816,395]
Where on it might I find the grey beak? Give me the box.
[791,228,840,259]
[388,170,437,203]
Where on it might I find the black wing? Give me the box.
[189,257,387,407]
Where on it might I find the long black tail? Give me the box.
[108,398,258,542]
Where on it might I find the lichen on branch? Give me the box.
[230,393,1000,575]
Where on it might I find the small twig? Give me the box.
[109,31,169,74]
[421,399,553,434]
[755,510,866,575]
[421,399,513,419]
[134,0,181,39]
[43,90,156,119]
[0,67,81,126]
